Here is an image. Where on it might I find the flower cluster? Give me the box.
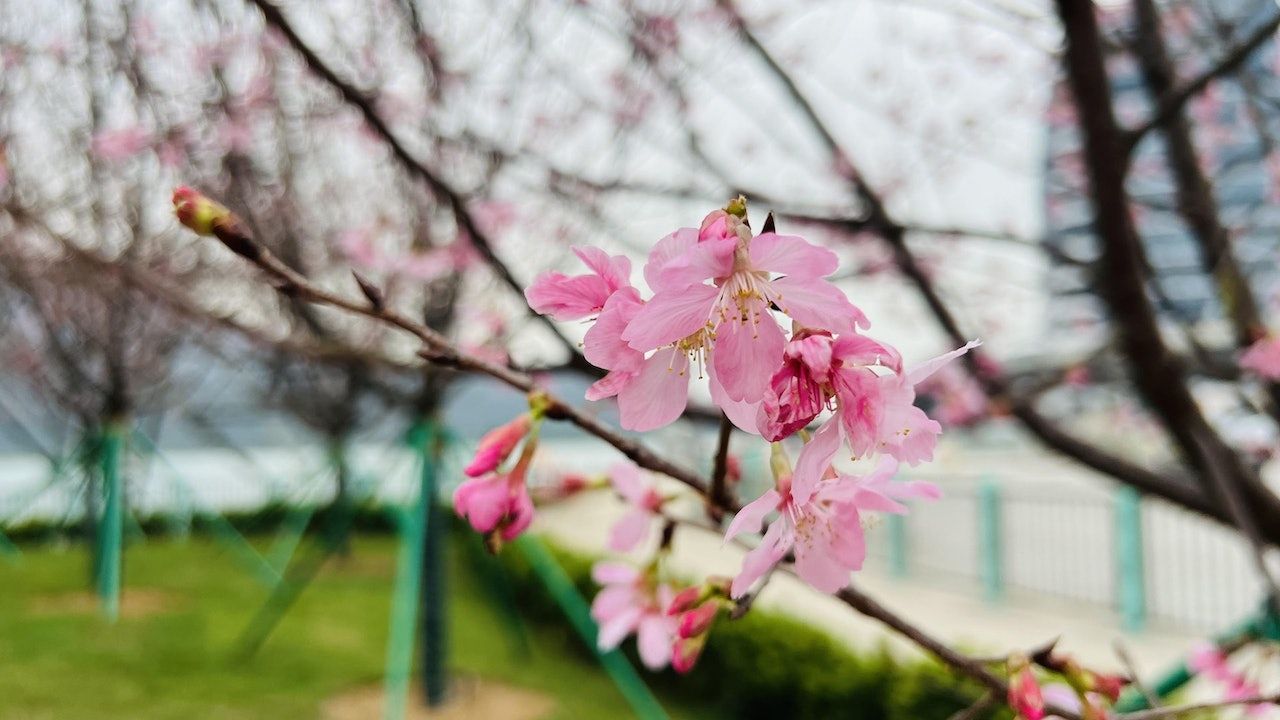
[452,392,551,551]
[474,198,976,670]
[1007,650,1129,720]
[590,561,729,674]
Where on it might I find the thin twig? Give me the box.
[1125,9,1280,150]
[1117,692,1280,720]
[945,692,998,720]
[244,0,597,375]
[1112,639,1159,710]
[707,414,733,522]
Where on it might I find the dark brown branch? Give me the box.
[1130,0,1262,348]
[707,415,733,521]
[1125,8,1280,149]
[1054,0,1280,541]
[199,215,708,494]
[244,0,598,377]
[716,0,1235,531]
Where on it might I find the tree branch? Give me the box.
[1125,8,1280,150]
[244,0,598,376]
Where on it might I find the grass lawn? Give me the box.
[0,534,720,719]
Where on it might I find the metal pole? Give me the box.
[978,479,1004,603]
[97,419,126,622]
[1115,487,1147,632]
[383,421,435,719]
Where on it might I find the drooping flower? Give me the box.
[452,456,535,547]
[590,562,679,670]
[724,423,940,597]
[1241,334,1280,380]
[454,399,546,548]
[464,414,532,477]
[606,462,663,552]
[621,209,868,407]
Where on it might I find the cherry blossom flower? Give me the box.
[453,450,535,545]
[621,208,867,407]
[1241,335,1280,380]
[590,562,679,670]
[525,246,633,321]
[872,340,981,465]
[759,329,902,449]
[724,424,940,596]
[606,462,663,552]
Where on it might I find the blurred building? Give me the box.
[1042,0,1280,349]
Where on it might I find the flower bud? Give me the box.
[672,634,707,674]
[666,586,699,615]
[172,185,232,237]
[677,602,719,639]
[1007,656,1045,720]
[465,414,532,477]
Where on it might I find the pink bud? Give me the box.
[1008,666,1045,720]
[677,603,718,639]
[672,634,707,674]
[667,586,701,616]
[464,414,532,477]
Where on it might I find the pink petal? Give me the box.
[499,484,535,541]
[724,488,782,542]
[524,271,612,321]
[590,585,636,622]
[621,285,718,351]
[794,539,852,594]
[1241,336,1280,379]
[749,232,838,278]
[730,519,790,598]
[572,245,631,293]
[583,288,644,372]
[791,420,842,505]
[657,236,737,290]
[617,349,691,431]
[586,369,636,401]
[833,368,884,458]
[906,339,982,386]
[608,462,649,505]
[711,306,785,403]
[832,333,902,373]
[645,227,699,293]
[596,605,643,650]
[771,276,867,334]
[453,476,509,533]
[592,561,641,586]
[608,507,654,552]
[709,362,763,435]
[636,615,676,669]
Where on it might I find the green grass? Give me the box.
[0,535,719,720]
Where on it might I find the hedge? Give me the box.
[485,534,1011,720]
